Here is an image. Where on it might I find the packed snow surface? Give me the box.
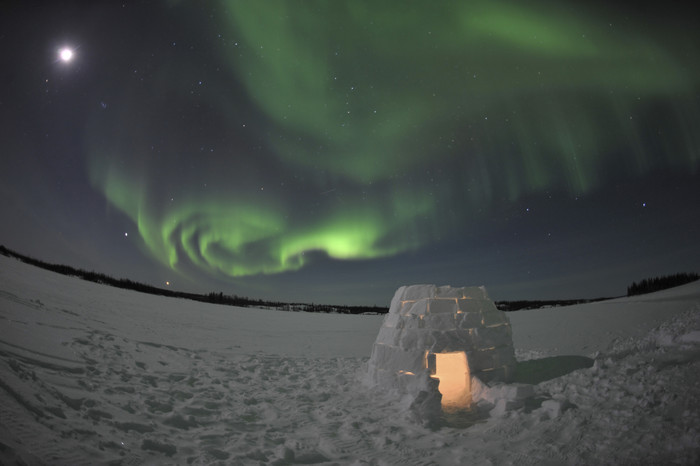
[1,254,699,465]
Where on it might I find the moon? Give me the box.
[59,47,74,62]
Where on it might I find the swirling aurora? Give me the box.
[87,1,698,282]
[2,0,698,304]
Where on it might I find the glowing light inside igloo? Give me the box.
[427,351,471,411]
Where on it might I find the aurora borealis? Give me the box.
[2,1,699,305]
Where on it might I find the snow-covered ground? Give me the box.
[1,254,699,465]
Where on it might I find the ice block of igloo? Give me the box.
[366,285,515,413]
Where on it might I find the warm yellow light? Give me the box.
[427,351,471,411]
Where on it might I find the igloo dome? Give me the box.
[366,284,516,413]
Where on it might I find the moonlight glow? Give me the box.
[59,47,73,62]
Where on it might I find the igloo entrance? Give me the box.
[427,351,471,411]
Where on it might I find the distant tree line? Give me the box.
[13,244,696,312]
[282,303,388,315]
[205,291,387,314]
[0,244,204,300]
[627,272,699,297]
[0,245,388,314]
[495,298,609,312]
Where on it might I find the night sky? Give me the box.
[2,1,699,306]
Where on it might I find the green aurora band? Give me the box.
[87,0,699,282]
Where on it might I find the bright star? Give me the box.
[59,47,74,62]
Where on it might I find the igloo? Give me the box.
[366,284,516,413]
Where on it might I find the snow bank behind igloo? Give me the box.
[366,285,516,414]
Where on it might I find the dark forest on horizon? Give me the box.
[0,245,386,314]
[1,245,697,314]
